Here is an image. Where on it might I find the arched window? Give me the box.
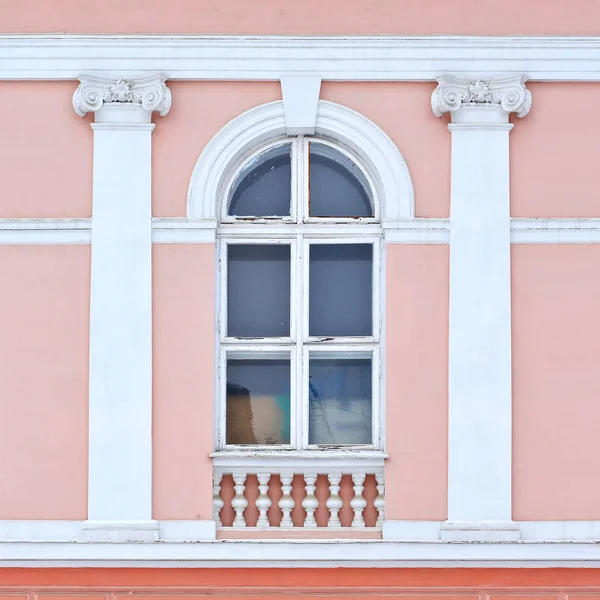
[218,136,381,450]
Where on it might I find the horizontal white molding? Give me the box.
[0,219,91,244]
[5,537,600,568]
[3,519,600,546]
[384,520,600,542]
[152,217,215,243]
[3,35,600,81]
[511,218,600,243]
[5,218,600,244]
[0,520,215,542]
[384,219,449,243]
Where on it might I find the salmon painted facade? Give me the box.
[3,0,600,596]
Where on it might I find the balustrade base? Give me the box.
[217,527,381,540]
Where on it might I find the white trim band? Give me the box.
[7,218,600,244]
[3,538,600,568]
[384,520,600,542]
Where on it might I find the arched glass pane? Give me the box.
[309,143,373,218]
[228,143,292,217]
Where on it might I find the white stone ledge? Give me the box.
[4,538,600,568]
[4,520,600,544]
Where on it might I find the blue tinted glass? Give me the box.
[228,144,291,217]
[309,357,372,445]
[309,244,372,337]
[309,143,373,217]
[228,244,290,338]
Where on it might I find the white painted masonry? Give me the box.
[73,73,172,541]
[187,100,414,223]
[280,76,322,135]
[432,75,531,542]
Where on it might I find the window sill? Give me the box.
[211,450,388,460]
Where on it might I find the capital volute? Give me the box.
[431,74,531,120]
[73,73,171,119]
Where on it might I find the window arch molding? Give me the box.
[187,99,415,222]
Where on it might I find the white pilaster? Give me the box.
[432,75,531,541]
[74,74,171,541]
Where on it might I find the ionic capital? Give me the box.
[73,73,171,118]
[431,74,531,119]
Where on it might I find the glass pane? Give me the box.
[226,358,291,445]
[228,244,290,338]
[309,356,372,445]
[309,244,372,337]
[228,144,292,217]
[309,143,373,218]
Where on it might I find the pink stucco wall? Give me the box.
[385,245,449,520]
[0,246,89,519]
[511,83,600,218]
[153,82,448,219]
[321,83,449,218]
[0,82,92,218]
[152,244,214,519]
[2,0,600,34]
[512,245,600,520]
[153,82,281,217]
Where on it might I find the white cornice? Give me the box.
[3,35,600,81]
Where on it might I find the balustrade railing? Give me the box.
[212,452,386,536]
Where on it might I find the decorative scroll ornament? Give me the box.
[73,73,171,117]
[431,74,531,118]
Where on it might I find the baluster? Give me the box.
[212,472,224,526]
[374,472,385,528]
[256,472,272,528]
[302,473,318,528]
[350,473,367,527]
[279,472,294,528]
[232,472,248,528]
[326,472,343,528]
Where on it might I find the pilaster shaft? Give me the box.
[74,74,170,538]
[432,75,531,541]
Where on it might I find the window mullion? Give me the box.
[295,232,305,450]
[295,137,308,450]
[298,135,308,223]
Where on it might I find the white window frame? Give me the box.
[216,135,384,453]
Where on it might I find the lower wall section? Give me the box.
[512,244,600,520]
[0,245,90,519]
[152,244,215,520]
[385,245,449,521]
[4,568,600,595]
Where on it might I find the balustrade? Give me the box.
[211,453,386,534]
